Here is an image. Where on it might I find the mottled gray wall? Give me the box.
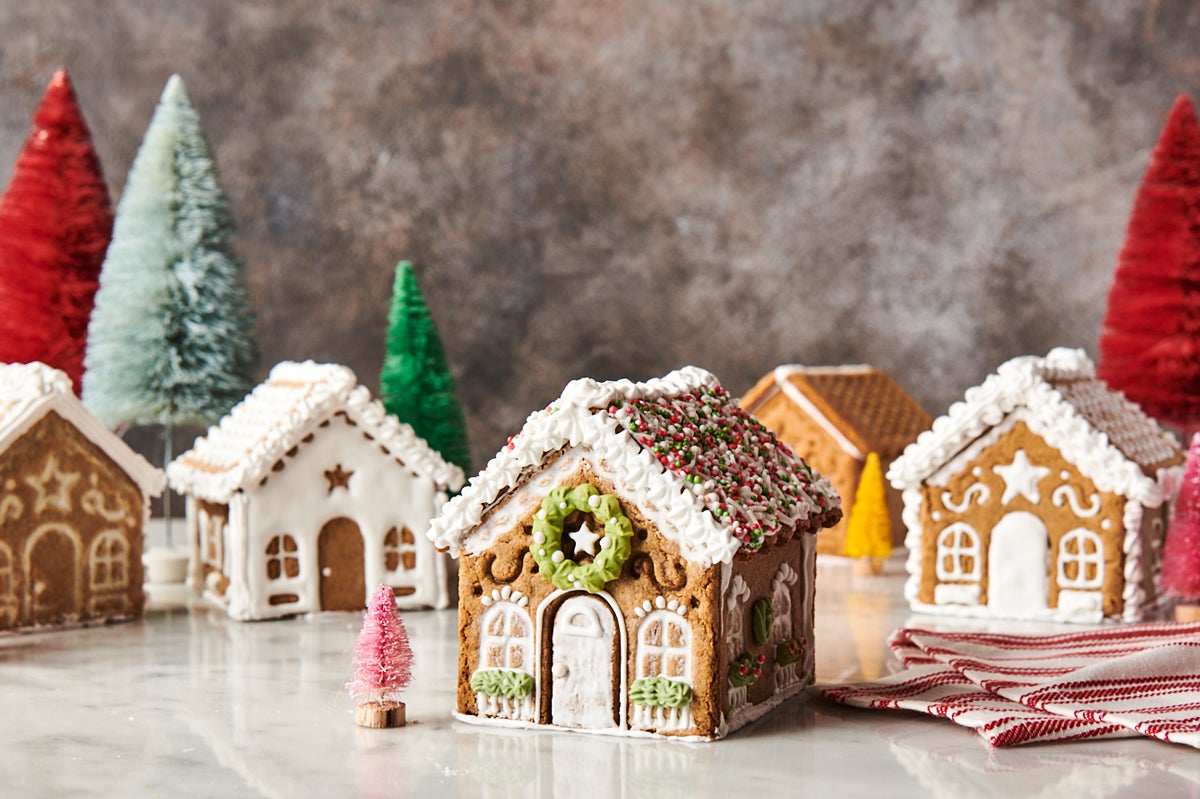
[2,2,1198,468]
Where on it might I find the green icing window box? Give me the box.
[470,668,534,699]
[775,636,804,667]
[630,676,693,709]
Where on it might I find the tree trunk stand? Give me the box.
[355,700,406,728]
[1175,603,1200,622]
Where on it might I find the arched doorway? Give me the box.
[317,517,365,611]
[545,592,620,730]
[987,511,1049,616]
[25,525,82,625]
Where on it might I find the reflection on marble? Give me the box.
[0,556,1197,797]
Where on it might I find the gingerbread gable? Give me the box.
[888,348,1182,506]
[168,361,465,502]
[429,366,841,567]
[0,362,163,495]
[742,365,932,461]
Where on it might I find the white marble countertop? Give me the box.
[3,556,1199,798]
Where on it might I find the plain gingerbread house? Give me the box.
[741,364,931,555]
[888,348,1184,623]
[0,362,163,631]
[428,366,841,740]
[168,361,464,620]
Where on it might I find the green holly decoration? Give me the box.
[380,260,471,476]
[751,598,774,646]
[728,651,764,687]
[775,637,804,667]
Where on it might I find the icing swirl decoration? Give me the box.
[531,484,633,593]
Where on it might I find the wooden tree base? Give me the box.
[1175,604,1200,622]
[355,700,406,728]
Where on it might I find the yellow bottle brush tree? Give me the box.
[842,452,892,573]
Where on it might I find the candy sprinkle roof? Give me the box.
[428,366,841,566]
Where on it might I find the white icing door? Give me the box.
[549,594,618,729]
[987,511,1049,616]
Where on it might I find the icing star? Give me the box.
[568,520,602,557]
[324,464,354,494]
[26,455,80,514]
[993,449,1050,505]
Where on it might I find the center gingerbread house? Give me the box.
[428,367,841,740]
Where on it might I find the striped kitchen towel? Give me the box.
[822,622,1200,748]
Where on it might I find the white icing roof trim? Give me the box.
[888,348,1179,508]
[428,366,837,568]
[0,362,164,496]
[167,361,465,501]
[770,365,866,460]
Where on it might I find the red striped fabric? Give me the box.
[821,623,1200,748]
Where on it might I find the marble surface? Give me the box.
[2,558,1198,798]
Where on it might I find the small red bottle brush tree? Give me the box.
[1098,95,1200,436]
[0,69,113,395]
[347,584,413,727]
[1161,434,1200,621]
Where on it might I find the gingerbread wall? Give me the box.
[917,420,1127,617]
[456,460,723,738]
[0,411,145,630]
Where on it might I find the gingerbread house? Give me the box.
[428,366,841,740]
[741,365,931,555]
[888,348,1184,623]
[0,362,164,631]
[167,361,465,621]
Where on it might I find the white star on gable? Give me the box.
[568,520,602,557]
[25,455,80,514]
[993,449,1051,505]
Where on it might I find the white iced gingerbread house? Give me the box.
[0,362,164,631]
[888,348,1184,624]
[167,361,465,620]
[428,366,841,740]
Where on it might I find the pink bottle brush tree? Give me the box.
[347,584,413,727]
[1161,434,1200,621]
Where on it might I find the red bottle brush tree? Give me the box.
[0,69,113,394]
[1161,434,1200,620]
[347,584,413,728]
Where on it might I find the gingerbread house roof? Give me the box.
[428,366,841,568]
[167,361,465,503]
[0,362,164,496]
[742,365,932,460]
[887,348,1183,507]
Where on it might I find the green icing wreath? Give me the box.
[531,484,634,593]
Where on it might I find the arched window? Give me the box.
[1058,528,1104,589]
[479,601,533,673]
[383,526,417,572]
[936,523,981,582]
[0,541,14,601]
[637,610,692,683]
[265,535,300,581]
[89,531,128,591]
[770,564,798,643]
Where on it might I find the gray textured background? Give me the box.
[2,2,1198,470]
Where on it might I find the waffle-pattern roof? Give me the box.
[429,366,841,567]
[167,361,465,502]
[742,365,932,460]
[888,348,1183,506]
[0,362,164,496]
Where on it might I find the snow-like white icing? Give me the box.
[888,348,1178,507]
[429,366,839,568]
[167,361,464,501]
[0,362,163,498]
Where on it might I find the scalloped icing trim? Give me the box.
[430,366,839,567]
[168,361,464,501]
[888,348,1177,508]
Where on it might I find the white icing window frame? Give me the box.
[200,508,224,569]
[935,522,981,582]
[383,526,418,576]
[479,600,533,673]
[0,541,14,604]
[88,530,129,591]
[265,534,301,583]
[1057,528,1104,590]
[636,609,692,684]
